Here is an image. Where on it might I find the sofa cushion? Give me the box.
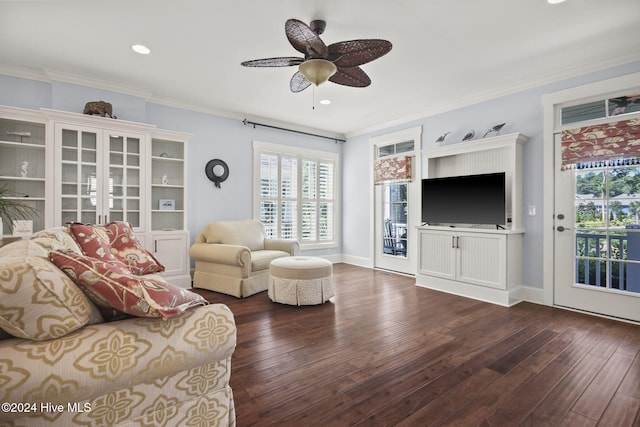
[50,250,207,318]
[31,227,83,254]
[69,222,165,275]
[0,239,103,341]
[203,220,266,251]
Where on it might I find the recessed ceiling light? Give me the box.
[131,44,151,55]
[547,0,566,4]
[319,99,331,105]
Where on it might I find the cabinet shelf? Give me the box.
[0,140,45,149]
[152,156,184,162]
[0,176,45,182]
[2,196,45,202]
[151,209,185,213]
[151,184,184,189]
[62,160,97,166]
[111,151,140,156]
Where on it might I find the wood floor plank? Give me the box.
[482,322,618,426]
[598,393,640,427]
[557,410,598,427]
[572,352,635,420]
[192,263,640,426]
[618,353,640,399]
[439,327,586,426]
[521,353,606,425]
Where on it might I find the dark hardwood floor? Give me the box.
[193,264,640,426]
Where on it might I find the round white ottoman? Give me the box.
[268,256,334,305]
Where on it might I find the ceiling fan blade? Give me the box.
[241,57,304,67]
[328,39,392,68]
[329,66,371,87]
[290,71,312,92]
[285,19,329,58]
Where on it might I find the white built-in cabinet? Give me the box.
[0,106,192,288]
[416,133,527,306]
[147,130,190,288]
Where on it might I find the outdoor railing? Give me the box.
[575,230,640,291]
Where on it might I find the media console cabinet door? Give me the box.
[418,229,508,289]
[419,230,456,280]
[456,232,507,289]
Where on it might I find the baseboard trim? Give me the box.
[337,254,547,307]
[521,285,545,305]
[339,254,373,269]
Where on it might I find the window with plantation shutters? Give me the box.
[254,141,338,248]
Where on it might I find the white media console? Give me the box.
[416,133,528,306]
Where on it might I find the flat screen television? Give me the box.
[421,172,506,226]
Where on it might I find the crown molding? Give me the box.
[345,53,640,139]
[43,68,153,99]
[0,65,51,82]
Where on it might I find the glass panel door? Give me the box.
[59,126,99,225]
[107,134,142,227]
[372,130,421,276]
[574,165,640,293]
[382,183,408,258]
[554,133,640,322]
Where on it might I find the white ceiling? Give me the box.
[1,0,639,138]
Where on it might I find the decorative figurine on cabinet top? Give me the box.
[483,123,506,138]
[83,101,116,119]
[436,131,451,145]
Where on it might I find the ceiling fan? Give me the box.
[241,19,392,93]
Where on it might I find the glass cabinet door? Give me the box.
[57,125,145,229]
[59,126,99,225]
[107,134,142,228]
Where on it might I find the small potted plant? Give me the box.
[0,184,38,240]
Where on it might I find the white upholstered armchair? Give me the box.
[190,220,299,297]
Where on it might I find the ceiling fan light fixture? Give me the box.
[299,59,337,86]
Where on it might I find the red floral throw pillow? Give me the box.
[68,222,118,262]
[68,222,165,275]
[104,222,165,275]
[50,250,207,318]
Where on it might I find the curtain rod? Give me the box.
[242,119,346,143]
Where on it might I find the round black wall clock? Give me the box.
[205,159,229,188]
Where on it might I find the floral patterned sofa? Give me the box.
[0,226,237,427]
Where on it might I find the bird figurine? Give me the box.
[436,131,451,144]
[483,123,506,138]
[462,130,475,141]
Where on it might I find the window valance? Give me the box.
[561,118,640,170]
[374,156,412,184]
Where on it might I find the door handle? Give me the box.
[556,225,571,232]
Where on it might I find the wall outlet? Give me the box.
[528,206,536,216]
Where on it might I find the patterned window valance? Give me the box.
[374,156,412,184]
[561,118,640,170]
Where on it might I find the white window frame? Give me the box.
[253,140,340,250]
